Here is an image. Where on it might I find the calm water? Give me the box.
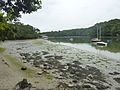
[48,37,120,60]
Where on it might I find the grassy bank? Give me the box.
[0,47,5,53]
[32,39,50,45]
[3,54,37,78]
[0,43,36,77]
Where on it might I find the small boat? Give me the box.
[91,38,101,42]
[97,41,107,46]
[42,35,48,40]
[70,38,73,41]
[91,26,107,46]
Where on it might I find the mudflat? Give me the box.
[0,39,120,90]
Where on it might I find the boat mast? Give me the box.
[99,26,101,40]
[97,25,99,39]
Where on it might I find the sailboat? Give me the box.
[91,26,101,42]
[91,26,107,46]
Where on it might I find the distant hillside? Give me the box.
[42,19,120,38]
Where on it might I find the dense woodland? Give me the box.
[42,19,120,38]
[0,14,40,40]
[0,0,41,41]
[9,23,40,40]
[0,13,40,40]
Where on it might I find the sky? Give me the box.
[20,0,120,32]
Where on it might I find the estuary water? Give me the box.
[48,37,120,60]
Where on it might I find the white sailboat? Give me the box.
[91,26,107,46]
[91,26,101,42]
[96,41,108,46]
[96,26,108,46]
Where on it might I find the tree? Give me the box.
[0,0,42,41]
[0,13,9,41]
[0,0,42,21]
[0,13,17,41]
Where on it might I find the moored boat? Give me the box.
[91,38,101,42]
[97,41,107,46]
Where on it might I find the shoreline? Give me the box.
[1,39,120,90]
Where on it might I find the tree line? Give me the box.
[0,19,40,40]
[42,19,120,38]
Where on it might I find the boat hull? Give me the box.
[97,42,107,46]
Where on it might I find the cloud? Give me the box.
[20,0,120,32]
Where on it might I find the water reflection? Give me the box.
[48,37,120,60]
[48,37,91,43]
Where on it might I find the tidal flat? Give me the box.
[1,39,120,90]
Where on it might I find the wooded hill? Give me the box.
[42,19,120,38]
[11,22,40,40]
[0,22,40,40]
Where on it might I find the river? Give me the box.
[48,37,120,60]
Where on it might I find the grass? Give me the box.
[0,47,5,53]
[44,73,54,80]
[3,54,36,78]
[4,54,55,80]
[32,39,48,45]
[92,41,120,53]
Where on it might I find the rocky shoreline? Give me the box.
[1,39,120,90]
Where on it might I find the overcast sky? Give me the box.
[20,0,120,32]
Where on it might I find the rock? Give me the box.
[66,63,71,66]
[16,48,22,50]
[37,72,43,75]
[114,78,120,84]
[32,52,41,56]
[22,61,27,63]
[14,79,32,90]
[54,56,63,60]
[44,55,54,59]
[72,80,78,83]
[109,72,120,75]
[21,67,27,71]
[48,89,54,90]
[87,74,93,79]
[35,56,42,60]
[34,81,39,84]
[94,83,110,89]
[3,61,9,67]
[2,59,5,62]
[116,87,120,90]
[72,61,82,65]
[82,84,91,88]
[68,84,74,87]
[42,51,49,55]
[43,63,47,66]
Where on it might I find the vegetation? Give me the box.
[0,47,5,53]
[94,41,120,53]
[0,13,12,41]
[3,54,36,77]
[42,19,120,38]
[0,0,42,21]
[33,39,48,45]
[0,0,42,41]
[8,22,40,40]
[0,21,40,40]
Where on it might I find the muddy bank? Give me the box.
[1,39,120,90]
